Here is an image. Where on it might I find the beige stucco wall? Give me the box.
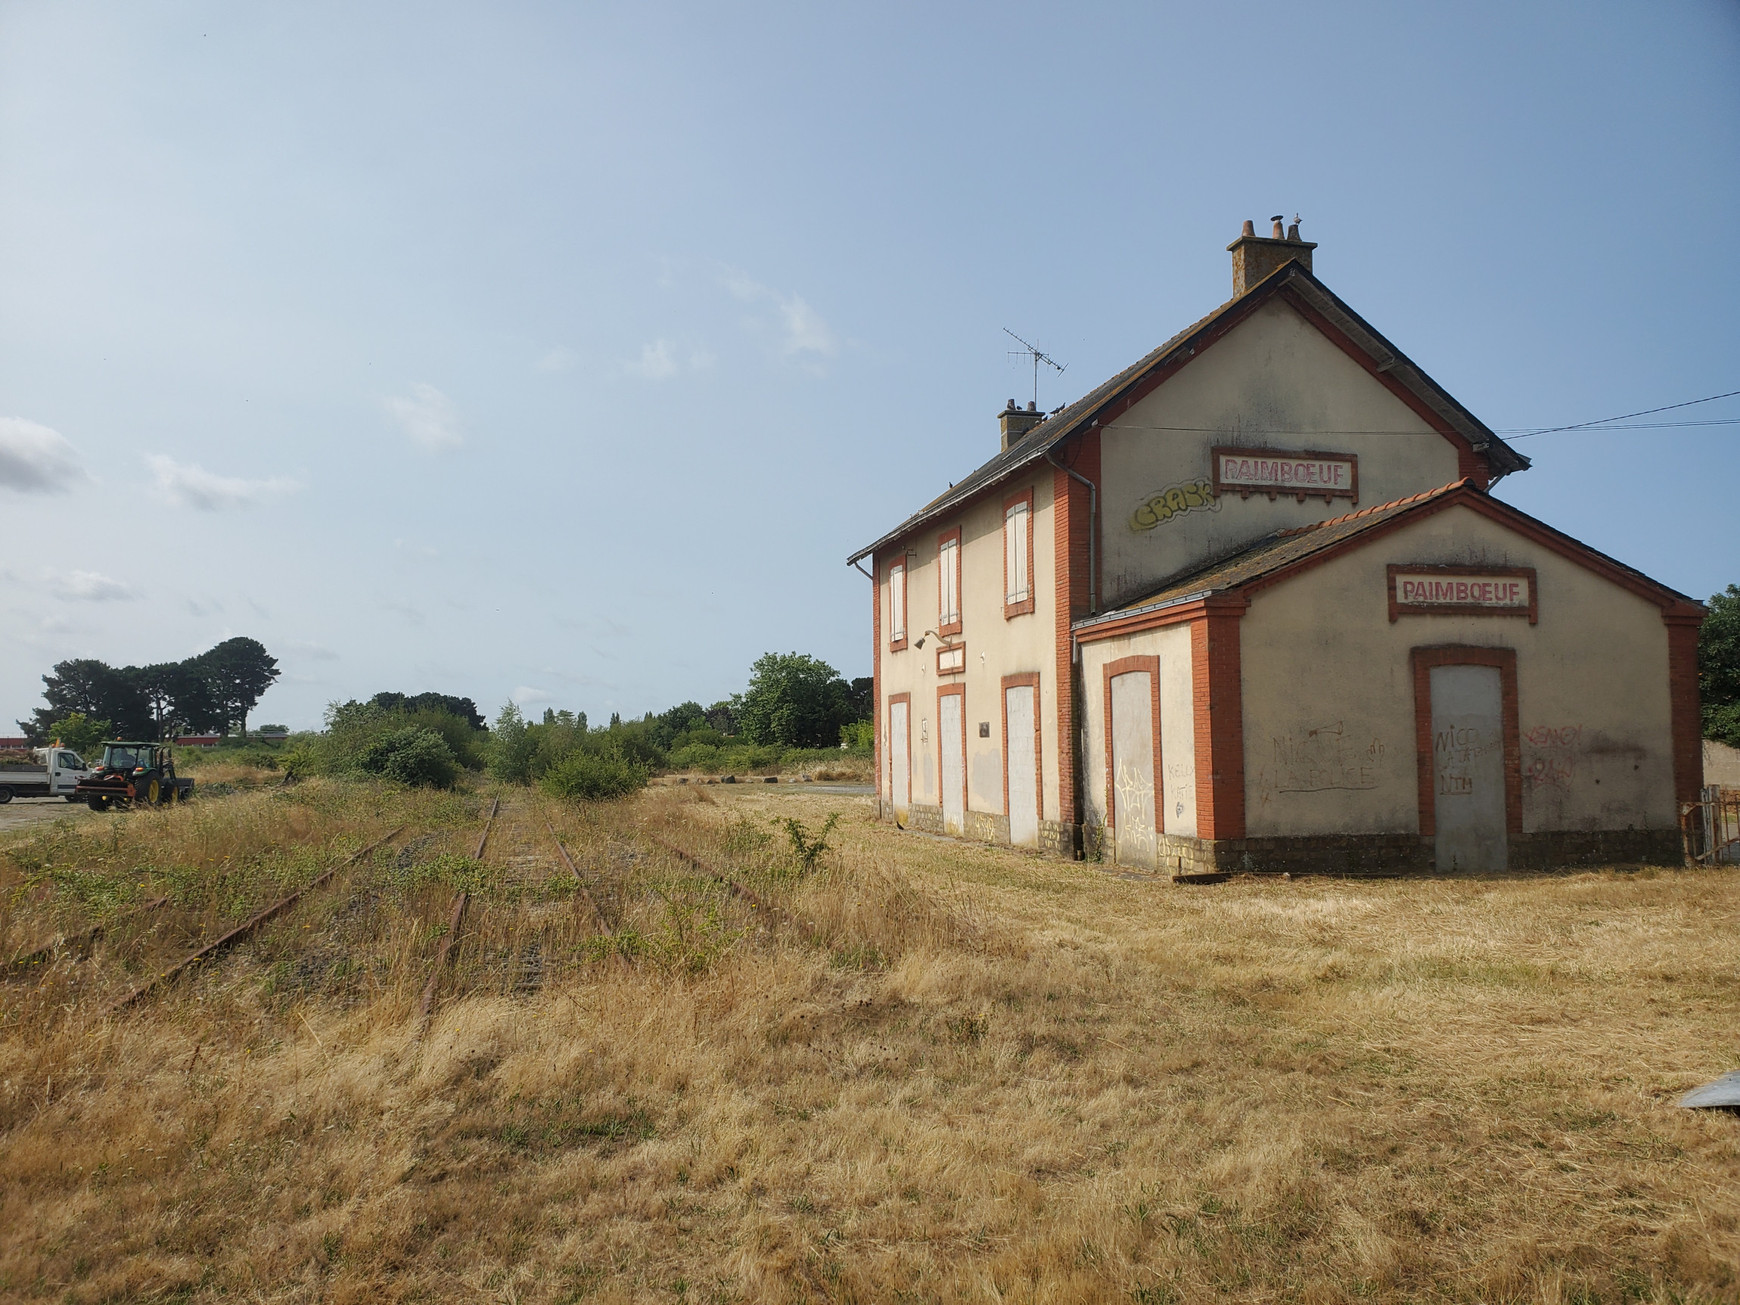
[1239,503,1676,837]
[1100,298,1465,608]
[877,470,1060,824]
[1705,740,1740,790]
[1078,622,1195,841]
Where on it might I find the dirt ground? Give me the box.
[0,798,90,834]
[2,780,1737,1303]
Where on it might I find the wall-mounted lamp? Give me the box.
[914,628,956,650]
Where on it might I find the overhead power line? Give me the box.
[1094,386,1740,442]
[1507,388,1740,440]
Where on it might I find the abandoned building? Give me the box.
[848,219,1704,875]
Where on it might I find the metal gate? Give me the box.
[1683,787,1740,864]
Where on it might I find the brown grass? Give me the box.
[1,780,1736,1303]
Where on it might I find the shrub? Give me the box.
[44,713,113,757]
[839,719,873,751]
[539,751,648,801]
[357,727,459,788]
[489,702,536,782]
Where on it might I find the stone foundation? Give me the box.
[875,805,1678,876]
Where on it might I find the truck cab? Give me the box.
[0,747,92,803]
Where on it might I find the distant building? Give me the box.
[849,220,1702,875]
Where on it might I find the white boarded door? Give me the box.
[1005,683,1039,847]
[1430,664,1507,872]
[939,690,965,835]
[1110,670,1157,866]
[888,700,910,821]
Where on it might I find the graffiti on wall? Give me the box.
[1265,722,1386,794]
[1113,760,1158,853]
[1523,723,1581,791]
[1435,724,1499,797]
[1129,480,1221,532]
[1165,759,1195,821]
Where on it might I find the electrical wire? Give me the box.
[1093,387,1740,442]
[1505,387,1740,439]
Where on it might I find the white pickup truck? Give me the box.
[0,747,93,803]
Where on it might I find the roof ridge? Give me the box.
[1274,478,1471,537]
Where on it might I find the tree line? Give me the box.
[19,637,281,744]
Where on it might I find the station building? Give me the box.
[848,221,1703,875]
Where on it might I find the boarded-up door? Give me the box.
[888,699,910,822]
[1005,683,1038,847]
[1430,664,1507,872]
[1109,669,1157,866]
[939,690,965,835]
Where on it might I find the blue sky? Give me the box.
[2,1,1737,731]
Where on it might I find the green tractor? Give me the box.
[74,742,196,812]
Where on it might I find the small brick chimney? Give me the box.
[1227,215,1316,296]
[999,399,1045,451]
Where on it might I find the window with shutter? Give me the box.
[1003,489,1035,617]
[938,530,962,635]
[888,561,907,649]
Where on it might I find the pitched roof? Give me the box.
[847,260,1530,565]
[1072,480,1699,634]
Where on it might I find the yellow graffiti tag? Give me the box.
[1129,480,1220,532]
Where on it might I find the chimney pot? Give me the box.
[1005,398,1017,410]
[1227,213,1318,296]
[1026,400,1036,411]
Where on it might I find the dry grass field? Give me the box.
[2,779,1736,1304]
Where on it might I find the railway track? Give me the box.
[112,825,408,1010]
[414,797,498,1033]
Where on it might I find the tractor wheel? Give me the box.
[144,777,162,805]
[0,786,12,804]
[88,796,109,813]
[162,784,177,806]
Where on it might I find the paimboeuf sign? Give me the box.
[1212,446,1358,503]
[1388,564,1538,623]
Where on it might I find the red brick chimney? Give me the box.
[1227,215,1316,296]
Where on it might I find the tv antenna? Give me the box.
[1003,328,1066,408]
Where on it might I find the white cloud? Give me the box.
[147,455,299,511]
[722,269,838,358]
[537,346,579,373]
[286,639,339,661]
[384,383,463,451]
[512,685,556,705]
[0,417,88,494]
[51,569,138,601]
[626,339,679,380]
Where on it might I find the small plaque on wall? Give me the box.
[1388,564,1537,623]
[937,644,966,674]
[1212,447,1358,503]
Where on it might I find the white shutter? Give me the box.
[889,564,906,641]
[939,538,960,625]
[1005,502,1030,602]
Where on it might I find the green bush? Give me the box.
[44,713,113,757]
[357,727,459,788]
[539,751,648,800]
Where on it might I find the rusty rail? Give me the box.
[545,818,615,929]
[643,831,792,927]
[414,797,499,1034]
[546,817,634,970]
[112,825,406,1010]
